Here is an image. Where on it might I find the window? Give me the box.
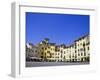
[78,44,79,46]
[88,47,89,50]
[78,49,79,52]
[75,55,77,58]
[61,54,62,58]
[75,45,77,49]
[83,43,85,46]
[41,52,43,55]
[41,56,43,58]
[48,47,50,49]
[47,51,50,53]
[81,53,83,56]
[35,50,37,53]
[84,48,86,51]
[64,56,66,59]
[61,50,63,53]
[84,52,86,56]
[42,47,44,50]
[78,54,80,56]
[80,48,83,51]
[45,48,47,50]
[69,55,71,58]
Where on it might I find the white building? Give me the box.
[26,43,38,59]
[26,35,90,62]
[74,35,90,62]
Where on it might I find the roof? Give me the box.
[74,34,89,42]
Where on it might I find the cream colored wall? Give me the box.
[34,36,89,62]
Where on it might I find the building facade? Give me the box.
[26,43,38,61]
[26,35,90,62]
[75,35,90,62]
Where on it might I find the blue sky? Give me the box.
[26,12,89,45]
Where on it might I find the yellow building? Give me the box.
[37,38,56,61]
[27,35,90,62]
[55,45,61,61]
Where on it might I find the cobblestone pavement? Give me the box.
[26,61,89,67]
